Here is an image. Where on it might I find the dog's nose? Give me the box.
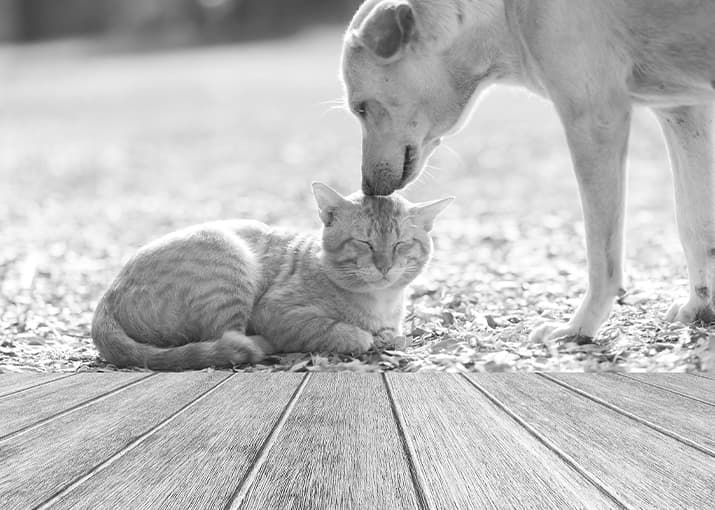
[362,177,376,195]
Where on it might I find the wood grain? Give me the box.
[0,371,149,437]
[693,372,714,380]
[620,373,714,405]
[236,373,420,510]
[546,373,714,451]
[386,373,617,509]
[467,374,715,509]
[0,372,75,397]
[49,373,303,510]
[0,371,227,509]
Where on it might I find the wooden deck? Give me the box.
[0,372,712,509]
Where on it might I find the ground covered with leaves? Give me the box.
[1,30,712,373]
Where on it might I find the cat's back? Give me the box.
[239,222,321,288]
[107,219,266,289]
[128,219,260,260]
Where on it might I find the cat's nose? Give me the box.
[373,253,392,275]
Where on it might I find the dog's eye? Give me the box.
[353,102,368,118]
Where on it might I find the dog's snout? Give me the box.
[402,145,416,175]
[362,164,401,195]
[399,144,418,187]
[362,146,419,195]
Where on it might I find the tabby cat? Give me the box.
[92,182,452,370]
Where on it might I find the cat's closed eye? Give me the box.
[353,239,374,251]
[393,241,413,255]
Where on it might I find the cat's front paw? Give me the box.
[373,328,408,350]
[330,324,374,355]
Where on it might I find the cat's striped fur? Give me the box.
[92,183,452,370]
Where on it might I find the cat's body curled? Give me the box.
[92,183,452,370]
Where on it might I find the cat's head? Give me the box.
[312,182,453,293]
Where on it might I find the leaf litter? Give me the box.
[1,225,710,374]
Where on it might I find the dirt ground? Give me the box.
[0,29,711,372]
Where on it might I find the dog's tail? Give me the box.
[91,301,265,370]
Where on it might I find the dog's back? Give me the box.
[618,0,715,103]
[509,0,715,104]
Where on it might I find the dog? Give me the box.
[340,0,715,342]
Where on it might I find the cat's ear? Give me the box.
[312,182,348,227]
[409,197,454,231]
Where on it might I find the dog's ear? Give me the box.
[312,182,348,227]
[354,1,415,61]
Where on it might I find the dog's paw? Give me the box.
[665,300,715,323]
[529,322,594,345]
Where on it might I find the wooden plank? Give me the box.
[235,373,420,510]
[620,373,714,405]
[545,373,714,451]
[0,371,228,510]
[47,373,304,510]
[467,374,715,509]
[693,372,714,380]
[386,373,617,510]
[0,371,150,437]
[0,372,75,397]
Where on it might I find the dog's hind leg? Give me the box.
[530,89,632,343]
[654,104,715,323]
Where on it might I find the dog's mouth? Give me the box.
[400,144,418,187]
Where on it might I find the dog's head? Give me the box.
[342,0,498,195]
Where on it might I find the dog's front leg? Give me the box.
[654,105,715,323]
[531,95,631,343]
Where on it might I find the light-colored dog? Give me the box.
[341,0,715,341]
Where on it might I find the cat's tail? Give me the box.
[91,301,267,370]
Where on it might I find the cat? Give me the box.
[91,182,453,370]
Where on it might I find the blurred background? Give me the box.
[1,0,704,371]
[0,0,360,44]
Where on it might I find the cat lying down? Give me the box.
[92,183,452,370]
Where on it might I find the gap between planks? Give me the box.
[537,373,715,457]
[690,372,715,381]
[34,372,236,510]
[223,373,310,510]
[0,373,77,399]
[382,373,433,510]
[616,373,714,407]
[0,372,158,443]
[461,374,630,510]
